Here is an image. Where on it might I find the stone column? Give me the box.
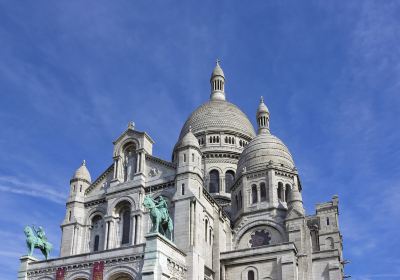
[140,151,145,173]
[268,169,274,205]
[113,156,119,179]
[136,153,140,173]
[103,221,109,250]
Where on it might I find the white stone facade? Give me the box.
[19,62,344,280]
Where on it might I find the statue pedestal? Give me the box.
[142,233,187,280]
[18,255,38,280]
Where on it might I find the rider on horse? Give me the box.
[156,196,169,220]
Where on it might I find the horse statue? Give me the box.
[24,225,53,260]
[143,195,173,240]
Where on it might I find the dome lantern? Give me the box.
[257,96,270,134]
[210,59,226,101]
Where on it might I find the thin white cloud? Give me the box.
[0,176,66,204]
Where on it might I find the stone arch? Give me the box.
[234,219,287,249]
[66,270,90,280]
[114,138,140,157]
[241,266,259,280]
[110,196,136,216]
[86,208,106,225]
[105,265,138,280]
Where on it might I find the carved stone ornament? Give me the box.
[249,229,271,248]
[148,167,160,177]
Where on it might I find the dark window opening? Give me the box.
[248,270,255,280]
[260,183,267,202]
[225,170,235,193]
[209,170,220,193]
[121,210,131,244]
[251,185,258,204]
[94,235,100,252]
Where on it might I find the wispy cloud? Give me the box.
[0,176,66,204]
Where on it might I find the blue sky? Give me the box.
[0,1,399,279]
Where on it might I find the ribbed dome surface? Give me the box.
[178,100,256,140]
[72,161,91,182]
[237,133,294,176]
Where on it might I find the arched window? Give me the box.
[209,170,220,193]
[68,211,72,222]
[91,215,103,252]
[260,182,267,202]
[248,270,255,280]
[182,184,185,195]
[216,136,220,143]
[326,217,330,226]
[114,201,132,246]
[93,235,100,252]
[278,182,283,201]
[121,209,131,245]
[239,191,243,209]
[225,170,235,193]
[251,185,258,204]
[205,219,208,242]
[209,228,212,244]
[183,153,186,162]
[285,184,291,202]
[209,136,212,143]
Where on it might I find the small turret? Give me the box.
[176,127,202,177]
[69,160,91,200]
[210,59,226,101]
[61,160,92,256]
[287,184,305,216]
[256,96,270,134]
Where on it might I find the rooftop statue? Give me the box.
[143,195,173,240]
[24,225,53,260]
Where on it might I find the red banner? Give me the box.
[92,261,104,280]
[56,267,66,280]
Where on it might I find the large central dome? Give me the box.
[178,100,256,140]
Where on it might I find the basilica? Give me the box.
[18,62,344,280]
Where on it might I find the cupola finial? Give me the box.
[210,59,226,101]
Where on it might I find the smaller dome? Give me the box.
[257,96,269,115]
[72,160,91,182]
[211,60,225,79]
[179,128,200,149]
[237,133,295,176]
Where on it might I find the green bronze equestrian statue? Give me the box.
[24,225,53,260]
[143,195,173,240]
